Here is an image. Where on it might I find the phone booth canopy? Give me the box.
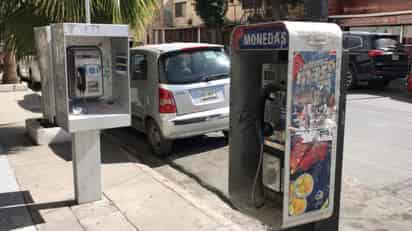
[229,21,343,229]
[51,23,131,133]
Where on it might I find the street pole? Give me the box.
[85,0,91,23]
[304,0,329,22]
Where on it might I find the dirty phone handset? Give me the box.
[76,66,87,94]
[76,66,88,113]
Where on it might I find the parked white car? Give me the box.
[130,43,230,156]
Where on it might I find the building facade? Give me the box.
[329,0,412,53]
[146,0,412,56]
[145,0,328,45]
[146,0,243,45]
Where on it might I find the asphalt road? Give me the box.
[106,80,412,230]
[344,86,412,191]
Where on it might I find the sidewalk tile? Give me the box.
[71,197,136,231]
[105,176,219,231]
[12,162,74,204]
[35,207,82,231]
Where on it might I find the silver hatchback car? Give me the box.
[129,43,230,156]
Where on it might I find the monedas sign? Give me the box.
[235,27,289,50]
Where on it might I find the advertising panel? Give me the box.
[288,51,337,215]
[283,50,338,227]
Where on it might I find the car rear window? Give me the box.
[373,37,400,49]
[159,48,230,84]
[343,36,362,49]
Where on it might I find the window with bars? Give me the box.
[175,2,186,17]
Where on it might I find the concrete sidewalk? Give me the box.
[2,131,244,231]
[0,90,41,231]
[0,151,36,231]
[0,90,248,231]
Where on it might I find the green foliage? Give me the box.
[289,0,304,7]
[194,0,228,28]
[2,3,49,58]
[1,0,158,57]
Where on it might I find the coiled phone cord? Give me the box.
[251,120,265,208]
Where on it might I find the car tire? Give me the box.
[28,69,41,91]
[17,65,21,77]
[346,66,357,90]
[32,82,42,92]
[146,119,173,157]
[222,130,229,140]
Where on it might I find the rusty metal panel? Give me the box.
[336,13,412,27]
[330,0,412,15]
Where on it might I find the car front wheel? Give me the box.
[368,80,390,90]
[223,130,229,140]
[146,119,172,157]
[346,66,357,90]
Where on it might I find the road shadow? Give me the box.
[170,134,228,160]
[17,93,42,113]
[103,127,228,168]
[103,128,165,168]
[0,190,75,230]
[0,125,34,156]
[49,136,138,165]
[348,79,412,104]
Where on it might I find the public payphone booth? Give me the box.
[229,21,343,229]
[49,23,131,204]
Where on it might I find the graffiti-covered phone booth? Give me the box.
[229,21,344,230]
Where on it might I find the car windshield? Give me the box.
[373,37,401,49]
[160,48,230,84]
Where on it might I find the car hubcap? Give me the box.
[150,126,161,148]
[346,71,353,88]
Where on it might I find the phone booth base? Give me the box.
[72,130,101,204]
[229,21,343,230]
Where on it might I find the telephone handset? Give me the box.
[67,46,104,115]
[259,84,286,140]
[76,66,87,94]
[67,46,103,99]
[260,64,288,144]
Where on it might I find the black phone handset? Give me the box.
[76,66,87,94]
[76,66,88,113]
[251,83,285,208]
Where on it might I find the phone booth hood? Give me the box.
[229,21,343,229]
[51,23,131,133]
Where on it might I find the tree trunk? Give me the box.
[304,0,329,22]
[2,52,19,84]
[216,27,222,45]
[272,0,288,20]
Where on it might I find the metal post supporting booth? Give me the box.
[228,21,345,230]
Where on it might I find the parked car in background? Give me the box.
[343,31,410,89]
[129,43,230,156]
[17,56,41,90]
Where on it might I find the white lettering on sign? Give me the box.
[243,31,288,48]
